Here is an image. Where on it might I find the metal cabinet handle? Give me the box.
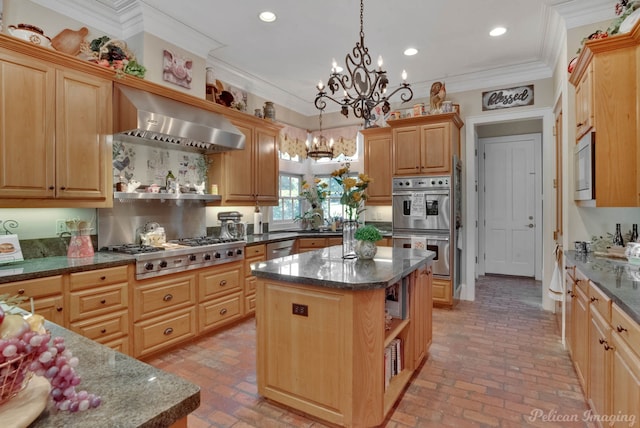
[60,186,66,190]
[599,338,605,345]
[604,344,613,351]
[100,276,106,280]
[163,327,174,335]
[101,328,107,334]
[220,308,228,315]
[617,325,628,333]
[100,299,106,304]
[163,294,173,302]
[56,306,63,312]
[18,289,25,295]
[219,280,227,286]
[590,296,599,303]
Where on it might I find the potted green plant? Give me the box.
[354,225,382,259]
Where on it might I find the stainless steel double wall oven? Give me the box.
[392,176,452,277]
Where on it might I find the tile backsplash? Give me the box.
[112,140,209,188]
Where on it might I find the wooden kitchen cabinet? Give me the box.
[389,113,463,176]
[411,265,432,368]
[432,277,453,307]
[296,236,342,253]
[569,24,640,206]
[362,127,393,204]
[572,274,590,390]
[68,266,129,352]
[209,117,282,206]
[197,261,244,332]
[244,244,266,316]
[0,275,64,326]
[0,47,112,207]
[611,304,640,421]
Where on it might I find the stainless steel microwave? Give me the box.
[574,132,595,201]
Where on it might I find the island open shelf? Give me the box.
[251,246,434,428]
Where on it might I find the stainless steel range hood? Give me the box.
[113,84,245,153]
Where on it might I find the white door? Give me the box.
[482,135,539,276]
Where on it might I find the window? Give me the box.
[273,174,303,222]
[279,151,301,162]
[316,173,358,221]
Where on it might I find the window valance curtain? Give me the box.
[309,125,360,158]
[279,125,308,158]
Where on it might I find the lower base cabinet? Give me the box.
[134,306,197,358]
[433,278,452,307]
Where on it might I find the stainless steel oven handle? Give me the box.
[392,191,450,197]
[393,234,449,242]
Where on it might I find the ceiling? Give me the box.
[32,0,614,116]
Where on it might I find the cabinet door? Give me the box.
[56,69,111,200]
[611,334,640,424]
[255,127,278,205]
[412,266,432,368]
[220,123,255,203]
[420,122,451,174]
[588,307,611,417]
[392,126,421,176]
[363,129,392,204]
[573,284,589,390]
[575,63,594,140]
[0,50,55,198]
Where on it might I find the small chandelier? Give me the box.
[314,0,413,121]
[306,110,334,160]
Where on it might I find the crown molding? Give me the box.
[551,0,613,29]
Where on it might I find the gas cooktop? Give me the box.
[100,237,246,280]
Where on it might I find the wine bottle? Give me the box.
[631,224,638,242]
[613,223,624,247]
[165,170,176,192]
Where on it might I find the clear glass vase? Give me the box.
[342,220,358,259]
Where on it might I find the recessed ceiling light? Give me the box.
[490,26,507,37]
[259,11,277,23]
[404,48,418,56]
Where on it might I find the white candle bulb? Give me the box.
[401,70,407,82]
[317,80,324,91]
[378,55,383,69]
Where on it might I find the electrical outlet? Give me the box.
[56,220,67,234]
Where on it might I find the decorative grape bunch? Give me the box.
[0,306,101,411]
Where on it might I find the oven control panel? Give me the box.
[393,176,450,190]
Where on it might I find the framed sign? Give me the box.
[482,85,534,111]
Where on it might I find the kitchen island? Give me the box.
[19,318,200,427]
[251,245,434,428]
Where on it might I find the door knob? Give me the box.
[526,223,535,228]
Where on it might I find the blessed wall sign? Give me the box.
[482,85,534,111]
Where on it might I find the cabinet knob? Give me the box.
[219,308,228,315]
[100,276,106,281]
[60,186,66,190]
[100,299,106,304]
[163,327,174,336]
[163,294,173,302]
[219,280,227,286]
[599,338,605,345]
[100,328,107,334]
[590,296,599,303]
[56,306,63,312]
[17,289,25,295]
[616,325,628,333]
[48,186,55,190]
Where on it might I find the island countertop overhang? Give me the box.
[250,246,435,290]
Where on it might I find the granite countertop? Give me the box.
[0,253,135,285]
[23,320,200,427]
[251,245,434,290]
[565,250,640,324]
[245,229,393,246]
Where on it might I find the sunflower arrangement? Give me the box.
[300,177,329,208]
[331,163,372,222]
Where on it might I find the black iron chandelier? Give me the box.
[306,109,334,160]
[314,0,413,121]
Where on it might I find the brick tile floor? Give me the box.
[147,276,595,427]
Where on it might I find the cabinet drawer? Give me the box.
[69,283,128,322]
[0,275,63,299]
[70,310,129,342]
[245,244,266,258]
[327,237,342,247]
[245,276,257,295]
[101,336,130,355]
[134,274,196,321]
[134,307,197,358]
[298,238,326,248]
[70,266,128,291]
[588,282,611,321]
[245,294,256,315]
[198,266,242,300]
[245,256,265,277]
[612,304,640,357]
[198,291,243,332]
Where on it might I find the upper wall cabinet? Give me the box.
[362,127,393,205]
[388,113,463,177]
[0,36,112,208]
[569,21,640,207]
[208,117,282,206]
